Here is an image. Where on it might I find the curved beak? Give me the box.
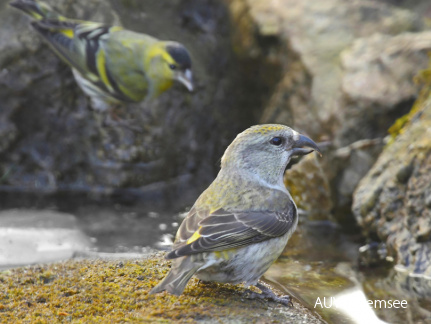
[291,134,322,157]
[176,69,194,92]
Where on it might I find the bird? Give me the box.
[10,0,194,112]
[150,124,321,305]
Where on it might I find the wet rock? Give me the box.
[352,78,431,277]
[0,258,323,323]
[331,138,385,221]
[0,120,17,154]
[224,0,431,220]
[226,0,426,140]
[0,0,259,205]
[339,31,431,146]
[284,154,333,220]
[358,242,390,268]
[362,268,431,323]
[284,138,384,222]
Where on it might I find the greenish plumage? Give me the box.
[150,124,321,300]
[10,0,193,111]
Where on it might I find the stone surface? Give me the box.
[284,153,333,220]
[339,31,431,146]
[224,0,431,218]
[2,0,431,216]
[353,78,431,277]
[227,0,426,140]
[0,257,323,323]
[0,0,263,206]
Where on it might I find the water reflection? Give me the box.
[0,209,93,269]
[264,220,431,324]
[332,288,388,324]
[1,206,430,323]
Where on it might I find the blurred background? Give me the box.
[1,0,431,323]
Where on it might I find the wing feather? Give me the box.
[166,200,297,259]
[30,18,133,102]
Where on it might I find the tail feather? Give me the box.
[29,20,83,70]
[150,257,201,296]
[10,0,61,20]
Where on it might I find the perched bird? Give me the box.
[150,124,321,304]
[10,0,194,111]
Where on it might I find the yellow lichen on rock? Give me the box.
[388,54,431,142]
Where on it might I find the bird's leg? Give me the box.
[108,105,123,122]
[102,105,143,133]
[243,282,292,307]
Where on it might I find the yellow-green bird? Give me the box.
[10,0,194,111]
[150,124,321,304]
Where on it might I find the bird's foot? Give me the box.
[102,113,143,133]
[243,282,292,307]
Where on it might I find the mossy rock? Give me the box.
[0,255,322,323]
[388,54,431,143]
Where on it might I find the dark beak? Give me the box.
[291,134,322,157]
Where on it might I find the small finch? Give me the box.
[150,124,321,304]
[10,0,193,112]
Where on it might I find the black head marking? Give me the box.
[166,44,192,70]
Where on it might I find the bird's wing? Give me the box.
[30,19,104,75]
[31,19,136,102]
[166,202,297,259]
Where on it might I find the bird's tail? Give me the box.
[10,0,63,20]
[149,257,201,296]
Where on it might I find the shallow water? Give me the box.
[263,220,431,324]
[1,202,430,323]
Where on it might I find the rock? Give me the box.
[331,138,385,221]
[0,120,17,154]
[362,268,431,323]
[224,0,431,218]
[3,0,431,237]
[284,138,384,223]
[227,0,426,140]
[338,31,431,146]
[352,75,431,277]
[284,153,333,220]
[0,0,261,205]
[0,258,323,323]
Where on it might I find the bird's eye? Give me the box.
[169,64,177,70]
[270,137,283,146]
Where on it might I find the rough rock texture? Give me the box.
[226,0,427,141]
[352,74,431,277]
[339,31,431,146]
[0,258,323,323]
[224,0,431,217]
[2,0,431,221]
[284,153,333,220]
[0,0,267,206]
[284,139,384,221]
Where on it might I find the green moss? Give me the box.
[0,256,318,323]
[388,56,431,143]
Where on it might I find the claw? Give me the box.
[244,282,293,307]
[102,106,144,133]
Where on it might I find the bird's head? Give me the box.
[221,124,321,186]
[147,41,193,94]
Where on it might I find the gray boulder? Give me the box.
[353,84,431,277]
